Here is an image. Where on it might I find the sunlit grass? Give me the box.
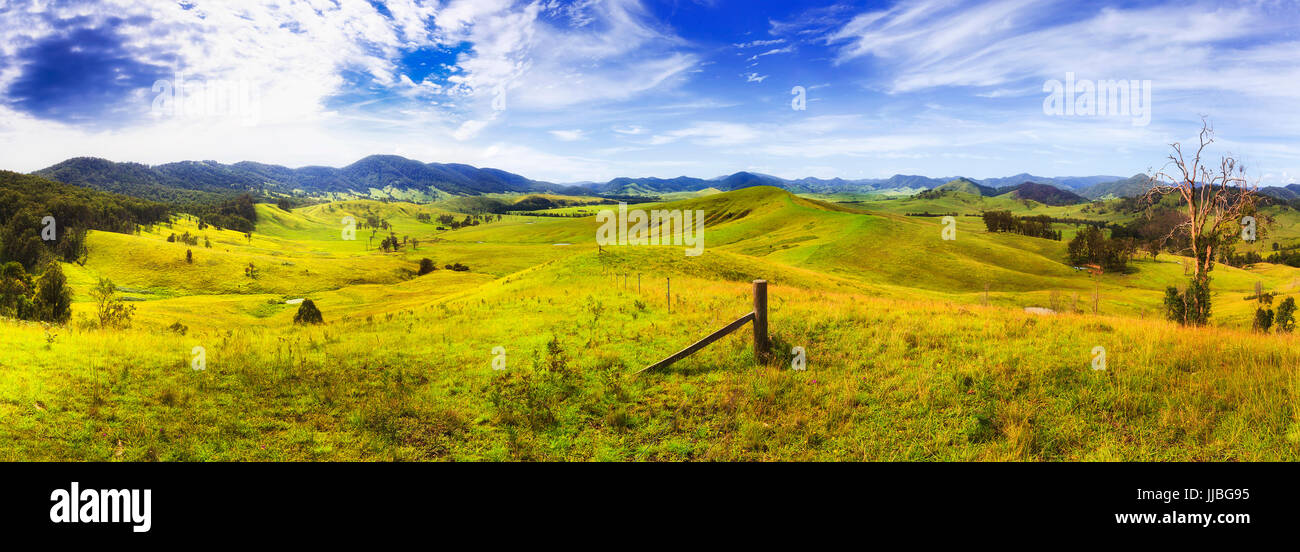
[3,187,1299,461]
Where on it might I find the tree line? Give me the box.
[980,211,1062,240]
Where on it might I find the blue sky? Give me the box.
[1,0,1298,185]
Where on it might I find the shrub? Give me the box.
[418,258,436,275]
[186,249,193,264]
[489,370,556,432]
[294,299,324,325]
[91,277,135,329]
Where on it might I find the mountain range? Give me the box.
[921,178,1092,205]
[28,155,1247,203]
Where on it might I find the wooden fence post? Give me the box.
[753,279,769,361]
[636,278,774,374]
[667,277,671,313]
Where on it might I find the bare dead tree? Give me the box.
[1143,119,1258,278]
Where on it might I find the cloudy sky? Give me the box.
[0,0,1297,184]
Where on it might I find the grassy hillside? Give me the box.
[3,186,1299,461]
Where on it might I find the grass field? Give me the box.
[3,186,1299,461]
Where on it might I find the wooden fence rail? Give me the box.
[637,280,769,374]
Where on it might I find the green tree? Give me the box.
[1,209,46,272]
[1164,277,1211,326]
[31,260,71,324]
[0,261,34,319]
[1276,297,1296,333]
[1067,226,1133,271]
[1253,308,1274,333]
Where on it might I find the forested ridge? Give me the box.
[0,171,173,324]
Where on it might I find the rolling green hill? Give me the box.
[5,185,1300,461]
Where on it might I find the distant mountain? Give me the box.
[30,155,1152,203]
[918,179,1086,205]
[596,172,792,194]
[595,172,953,196]
[878,174,953,190]
[994,181,1087,205]
[600,176,713,195]
[33,155,545,200]
[1258,186,1300,201]
[1078,174,1153,200]
[977,173,1123,191]
[33,157,238,204]
[932,177,996,196]
[715,171,789,191]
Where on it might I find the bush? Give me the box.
[418,258,436,275]
[91,277,135,329]
[1276,297,1296,333]
[294,299,324,325]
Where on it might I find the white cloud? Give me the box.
[745,45,794,62]
[452,118,492,141]
[439,0,699,112]
[650,122,760,146]
[824,0,1300,100]
[548,129,585,141]
[733,38,785,48]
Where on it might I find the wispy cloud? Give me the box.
[548,129,585,141]
[441,0,699,112]
[822,0,1299,97]
[649,121,761,146]
[733,38,786,48]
